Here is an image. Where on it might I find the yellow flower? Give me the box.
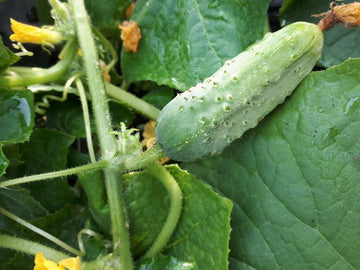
[59,257,81,270]
[34,252,80,270]
[10,18,63,45]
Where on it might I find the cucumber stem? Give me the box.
[0,39,77,87]
[0,233,69,261]
[143,163,182,258]
[0,207,81,256]
[69,0,133,268]
[0,160,108,187]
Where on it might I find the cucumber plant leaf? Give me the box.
[7,129,78,213]
[121,0,271,91]
[136,255,194,270]
[123,165,232,269]
[36,0,131,31]
[183,58,360,269]
[0,89,34,144]
[280,0,360,67]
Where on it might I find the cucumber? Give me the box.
[155,22,323,162]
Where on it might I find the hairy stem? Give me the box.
[70,0,133,268]
[0,207,81,256]
[0,39,77,87]
[76,78,96,163]
[105,83,161,120]
[0,233,69,261]
[0,160,108,187]
[123,143,166,172]
[143,163,182,258]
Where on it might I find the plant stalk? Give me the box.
[0,160,108,187]
[0,39,77,87]
[0,207,81,256]
[70,0,133,269]
[105,83,161,120]
[0,233,69,261]
[143,163,182,258]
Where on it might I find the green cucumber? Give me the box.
[155,22,323,162]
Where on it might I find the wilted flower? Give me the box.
[314,2,360,31]
[142,120,170,164]
[119,20,141,53]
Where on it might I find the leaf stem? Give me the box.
[70,0,133,269]
[0,38,77,87]
[76,78,96,163]
[0,207,81,256]
[123,143,166,172]
[0,160,108,187]
[105,83,161,120]
[143,163,182,258]
[0,233,69,262]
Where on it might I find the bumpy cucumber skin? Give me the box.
[155,22,323,162]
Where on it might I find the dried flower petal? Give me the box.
[119,21,141,53]
[126,2,136,19]
[100,60,111,83]
[142,121,169,164]
[314,2,360,31]
[333,2,360,26]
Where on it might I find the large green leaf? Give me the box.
[0,89,34,144]
[183,58,360,269]
[123,165,232,269]
[136,255,194,270]
[0,187,47,232]
[84,0,132,31]
[121,0,270,91]
[16,129,78,212]
[280,0,360,67]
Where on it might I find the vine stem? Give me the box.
[76,78,96,163]
[0,38,77,87]
[105,83,161,120]
[0,160,108,187]
[0,233,69,262]
[0,207,81,256]
[69,0,133,269]
[143,163,182,258]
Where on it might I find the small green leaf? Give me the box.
[280,0,360,67]
[0,37,20,73]
[121,0,270,91]
[123,165,232,269]
[184,58,360,269]
[136,255,194,270]
[0,89,34,144]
